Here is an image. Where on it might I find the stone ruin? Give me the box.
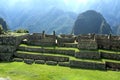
[24,31,56,46]
[0,31,120,71]
[77,34,97,50]
[57,34,77,47]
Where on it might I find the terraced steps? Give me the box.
[15,51,103,63]
[102,59,120,70]
[19,44,80,52]
[99,50,120,54]
[14,51,69,62]
[14,43,120,70]
[14,50,105,70]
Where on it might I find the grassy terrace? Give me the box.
[6,32,28,36]
[102,59,120,63]
[19,44,80,52]
[17,51,103,63]
[0,62,120,80]
[99,49,120,54]
[19,44,120,54]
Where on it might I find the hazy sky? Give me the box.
[0,0,115,13]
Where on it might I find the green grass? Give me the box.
[7,32,28,36]
[102,59,120,63]
[99,49,120,54]
[20,44,42,48]
[17,51,103,63]
[0,62,120,80]
[19,44,80,52]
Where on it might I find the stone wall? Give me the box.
[14,53,69,62]
[95,35,110,49]
[63,43,77,48]
[77,34,120,51]
[0,45,16,53]
[75,51,100,59]
[0,34,28,61]
[77,34,98,50]
[78,40,98,50]
[0,35,26,46]
[105,61,120,70]
[0,53,13,61]
[101,52,120,60]
[57,34,76,47]
[110,35,120,50]
[18,46,75,56]
[26,32,56,46]
[70,60,105,70]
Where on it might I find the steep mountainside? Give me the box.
[21,9,77,34]
[0,18,8,31]
[0,7,77,34]
[73,10,112,35]
[0,0,120,35]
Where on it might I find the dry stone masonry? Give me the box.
[0,32,120,71]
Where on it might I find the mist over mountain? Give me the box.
[0,0,120,35]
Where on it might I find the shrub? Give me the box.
[14,28,29,33]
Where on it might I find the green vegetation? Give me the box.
[14,29,29,33]
[17,51,102,63]
[20,44,42,48]
[0,62,120,80]
[99,49,120,54]
[102,59,120,63]
[7,32,28,36]
[20,44,80,52]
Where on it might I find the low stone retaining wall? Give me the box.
[105,61,120,70]
[58,62,70,67]
[35,60,45,64]
[101,52,120,60]
[14,53,69,62]
[18,47,43,53]
[58,43,77,48]
[46,61,57,65]
[13,58,23,62]
[0,34,28,46]
[75,51,100,59]
[27,41,55,46]
[0,53,13,61]
[64,43,77,48]
[0,34,28,61]
[0,45,16,53]
[18,47,75,56]
[24,59,34,64]
[70,60,105,70]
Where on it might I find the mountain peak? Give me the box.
[73,10,112,35]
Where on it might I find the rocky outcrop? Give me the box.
[73,10,112,35]
[0,18,8,31]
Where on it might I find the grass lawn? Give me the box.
[17,51,103,63]
[0,62,120,80]
[99,49,120,54]
[19,44,80,52]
